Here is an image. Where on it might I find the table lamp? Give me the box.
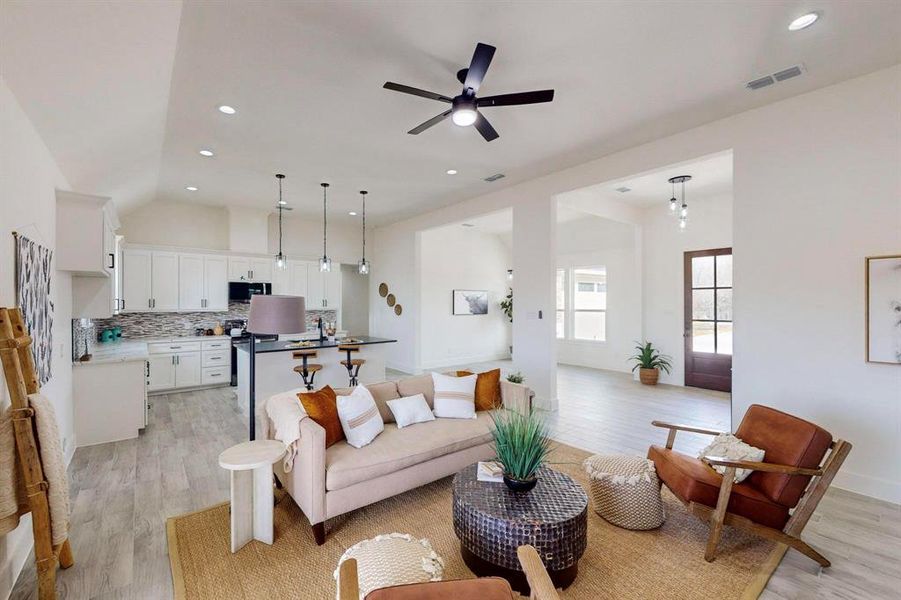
[246,295,306,440]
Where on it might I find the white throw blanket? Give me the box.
[0,393,70,545]
[263,388,309,472]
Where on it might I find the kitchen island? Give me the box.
[236,336,397,437]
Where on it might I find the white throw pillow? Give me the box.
[337,385,384,448]
[699,433,765,483]
[387,394,436,428]
[431,372,477,419]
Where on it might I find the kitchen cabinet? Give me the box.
[174,352,202,387]
[56,191,118,277]
[178,254,227,311]
[147,354,175,390]
[306,262,342,309]
[122,249,180,312]
[147,337,230,392]
[228,256,273,282]
[74,359,147,446]
[151,251,179,310]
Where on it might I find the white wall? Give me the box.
[119,201,229,249]
[556,215,641,373]
[268,214,361,264]
[419,225,511,369]
[0,77,75,600]
[641,193,733,384]
[370,66,901,501]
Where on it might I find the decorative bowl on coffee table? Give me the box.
[452,463,588,594]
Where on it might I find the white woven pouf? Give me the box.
[583,454,666,530]
[333,533,444,599]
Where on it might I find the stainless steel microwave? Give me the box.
[228,281,271,303]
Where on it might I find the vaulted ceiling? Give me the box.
[2,1,899,225]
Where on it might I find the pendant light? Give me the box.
[357,190,370,275]
[667,175,692,231]
[319,182,332,272]
[274,174,288,271]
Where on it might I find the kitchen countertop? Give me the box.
[235,335,397,354]
[73,335,230,366]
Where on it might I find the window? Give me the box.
[557,266,606,342]
[556,269,565,339]
[689,254,732,355]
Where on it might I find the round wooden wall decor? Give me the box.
[386,293,396,307]
[394,304,403,316]
[378,283,389,297]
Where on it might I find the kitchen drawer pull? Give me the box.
[210,356,221,360]
[209,373,221,377]
[170,346,181,349]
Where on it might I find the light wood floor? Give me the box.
[11,365,899,599]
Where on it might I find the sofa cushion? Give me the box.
[297,386,344,448]
[396,374,434,408]
[648,445,790,530]
[735,404,833,508]
[365,578,514,600]
[326,412,493,491]
[457,369,502,411]
[337,381,401,424]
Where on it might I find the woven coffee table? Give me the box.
[452,464,588,594]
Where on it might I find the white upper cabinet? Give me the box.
[324,266,342,309]
[249,258,273,283]
[228,257,251,281]
[121,249,152,312]
[305,262,341,309]
[56,191,118,277]
[289,261,309,298]
[150,251,179,311]
[178,254,205,310]
[204,256,229,311]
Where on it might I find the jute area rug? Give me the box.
[167,443,785,600]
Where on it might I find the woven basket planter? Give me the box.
[583,454,665,531]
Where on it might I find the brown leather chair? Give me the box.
[649,404,851,567]
[338,545,559,600]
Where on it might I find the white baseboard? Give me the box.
[833,470,901,505]
[419,352,511,371]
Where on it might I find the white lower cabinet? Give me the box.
[147,337,231,392]
[74,360,147,446]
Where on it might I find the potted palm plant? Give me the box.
[630,341,673,385]
[489,408,552,492]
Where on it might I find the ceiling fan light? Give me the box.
[452,108,478,127]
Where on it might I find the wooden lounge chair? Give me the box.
[338,544,559,600]
[648,404,851,567]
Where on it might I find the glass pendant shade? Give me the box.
[358,258,370,275]
[669,198,677,212]
[319,256,331,272]
[275,252,287,271]
[274,174,288,270]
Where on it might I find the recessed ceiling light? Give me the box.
[185,186,198,191]
[788,12,819,31]
[349,211,357,216]
[198,149,214,157]
[218,105,236,115]
[446,169,458,175]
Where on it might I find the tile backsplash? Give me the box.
[72,303,337,360]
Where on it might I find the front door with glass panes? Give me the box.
[684,248,732,392]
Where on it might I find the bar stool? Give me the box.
[292,349,323,390]
[338,345,365,386]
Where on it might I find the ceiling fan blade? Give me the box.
[463,43,496,93]
[478,89,555,107]
[384,82,452,103]
[474,113,499,142]
[408,109,453,134]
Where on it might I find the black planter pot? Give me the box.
[503,474,538,492]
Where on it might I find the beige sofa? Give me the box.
[264,373,532,544]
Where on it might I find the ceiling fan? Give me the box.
[383,42,554,142]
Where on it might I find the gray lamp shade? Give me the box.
[246,295,306,334]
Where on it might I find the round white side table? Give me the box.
[219,440,287,553]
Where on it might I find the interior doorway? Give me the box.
[684,247,732,392]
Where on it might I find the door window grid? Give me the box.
[691,254,732,355]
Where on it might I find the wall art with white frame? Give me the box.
[866,255,901,364]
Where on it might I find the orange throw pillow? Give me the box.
[456,369,502,411]
[297,385,345,447]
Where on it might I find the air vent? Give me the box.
[747,64,805,91]
[746,75,775,90]
[484,173,506,182]
[461,223,475,228]
[615,186,631,193]
[773,65,803,82]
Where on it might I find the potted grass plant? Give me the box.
[488,408,552,492]
[630,341,673,385]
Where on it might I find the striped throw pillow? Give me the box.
[431,372,477,419]
[337,385,384,448]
